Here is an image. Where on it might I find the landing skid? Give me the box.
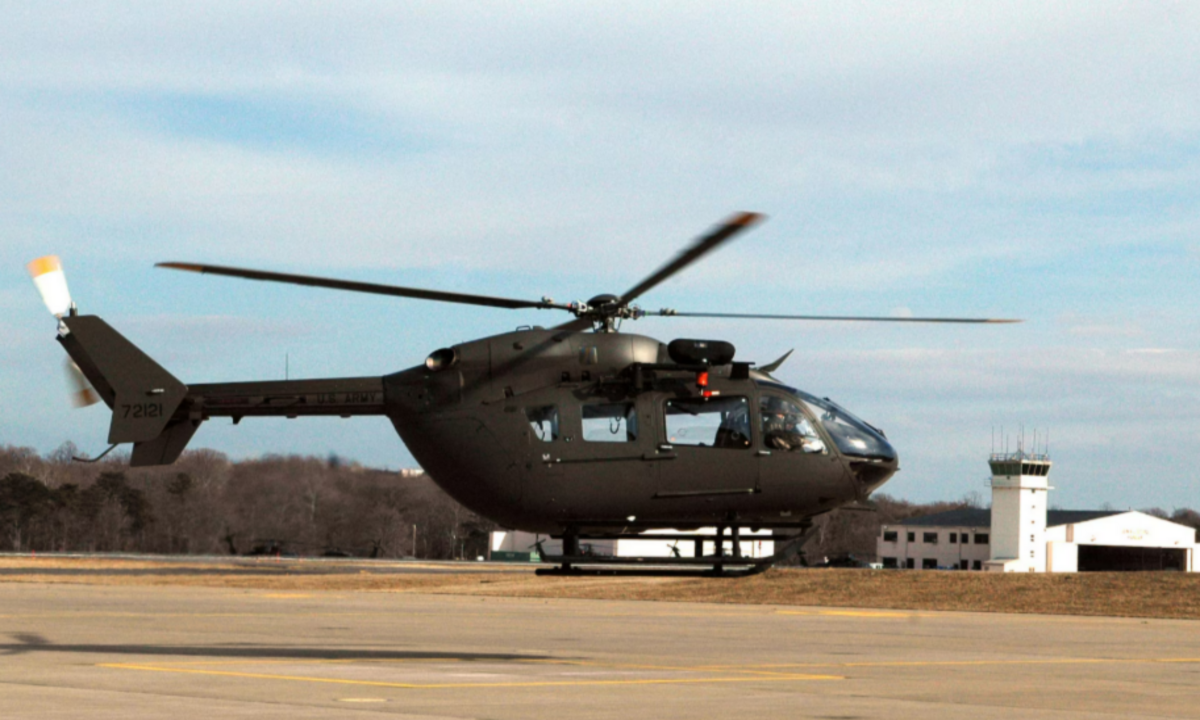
[535,523,816,578]
[535,564,770,578]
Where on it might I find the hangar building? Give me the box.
[877,451,1198,572]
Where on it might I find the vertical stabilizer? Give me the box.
[57,316,189,446]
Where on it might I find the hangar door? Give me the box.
[1077,545,1187,572]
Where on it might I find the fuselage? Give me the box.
[381,328,898,534]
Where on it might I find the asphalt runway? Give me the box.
[2,582,1199,719]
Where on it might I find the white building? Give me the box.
[489,528,774,562]
[877,451,1198,572]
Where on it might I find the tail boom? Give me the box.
[187,378,386,420]
[57,315,386,466]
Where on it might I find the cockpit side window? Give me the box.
[759,395,827,454]
[582,402,638,443]
[664,396,751,449]
[525,406,559,442]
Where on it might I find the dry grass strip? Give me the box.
[2,557,1199,620]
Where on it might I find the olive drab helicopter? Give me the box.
[28,213,1018,575]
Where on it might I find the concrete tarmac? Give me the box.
[2,581,1198,719]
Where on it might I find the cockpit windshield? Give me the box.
[794,390,895,460]
[759,382,896,460]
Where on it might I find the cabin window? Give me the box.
[664,396,751,449]
[525,406,559,442]
[759,395,826,453]
[582,403,638,443]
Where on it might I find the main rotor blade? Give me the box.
[157,262,567,312]
[618,212,764,306]
[648,311,1021,323]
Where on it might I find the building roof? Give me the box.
[1046,510,1122,526]
[896,508,1121,528]
[896,508,989,527]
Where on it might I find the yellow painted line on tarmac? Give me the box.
[132,658,460,668]
[96,662,842,688]
[689,657,1200,672]
[520,657,822,680]
[94,654,1200,691]
[775,609,929,618]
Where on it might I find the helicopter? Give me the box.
[28,212,1017,575]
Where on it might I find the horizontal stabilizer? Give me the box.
[131,418,201,467]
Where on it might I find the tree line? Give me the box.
[0,444,493,559]
[3,443,1196,562]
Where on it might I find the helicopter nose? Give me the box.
[848,452,898,496]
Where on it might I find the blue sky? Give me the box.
[3,2,1200,511]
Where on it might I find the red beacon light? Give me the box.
[668,340,733,400]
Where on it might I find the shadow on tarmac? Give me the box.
[2,633,556,662]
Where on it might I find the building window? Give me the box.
[960,560,969,570]
[922,558,937,569]
[949,532,958,543]
[882,557,898,568]
[883,530,898,542]
[906,532,915,542]
[905,558,915,569]
[923,532,938,544]
[974,533,989,544]
[973,560,982,570]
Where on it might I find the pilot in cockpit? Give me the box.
[761,397,825,454]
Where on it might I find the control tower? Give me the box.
[985,450,1053,573]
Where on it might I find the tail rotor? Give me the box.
[28,255,100,408]
[26,255,74,318]
[64,359,100,408]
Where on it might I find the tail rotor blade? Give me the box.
[27,256,73,318]
[64,358,100,408]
